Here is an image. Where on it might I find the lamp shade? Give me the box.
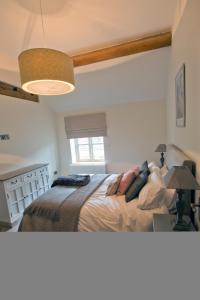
[163,166,200,190]
[18,48,75,95]
[155,144,166,153]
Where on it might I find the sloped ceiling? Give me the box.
[0,0,177,73]
[0,0,177,111]
[46,48,170,112]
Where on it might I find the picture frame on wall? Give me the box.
[175,64,186,127]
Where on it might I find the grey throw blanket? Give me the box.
[51,175,90,188]
[19,174,109,232]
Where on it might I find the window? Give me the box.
[70,137,105,163]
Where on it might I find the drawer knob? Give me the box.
[11,180,17,184]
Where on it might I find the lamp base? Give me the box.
[173,219,191,231]
[160,152,165,167]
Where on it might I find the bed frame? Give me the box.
[166,144,196,224]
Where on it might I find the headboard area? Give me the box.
[166,144,196,223]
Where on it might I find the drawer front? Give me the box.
[8,203,23,223]
[38,166,48,175]
[4,176,23,191]
[6,186,25,204]
[23,171,37,183]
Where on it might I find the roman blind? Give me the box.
[65,113,107,139]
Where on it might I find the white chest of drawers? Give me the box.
[0,164,50,227]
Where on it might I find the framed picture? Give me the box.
[175,64,186,127]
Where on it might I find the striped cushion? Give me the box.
[106,174,123,196]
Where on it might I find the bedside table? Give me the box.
[153,214,196,232]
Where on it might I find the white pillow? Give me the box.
[137,182,165,210]
[160,165,168,177]
[148,161,159,173]
[148,168,163,185]
[140,169,177,210]
[163,189,177,212]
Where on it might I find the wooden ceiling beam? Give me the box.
[73,31,172,67]
[0,81,39,102]
[0,31,171,101]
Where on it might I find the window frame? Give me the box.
[73,137,105,163]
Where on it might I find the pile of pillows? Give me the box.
[106,161,176,212]
[106,164,140,196]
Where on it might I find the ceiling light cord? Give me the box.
[39,0,46,48]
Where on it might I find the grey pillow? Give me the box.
[140,160,150,176]
[125,172,148,203]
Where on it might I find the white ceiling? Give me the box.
[46,48,170,112]
[0,0,177,73]
[0,0,177,112]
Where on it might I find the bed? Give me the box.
[19,145,197,232]
[78,174,169,232]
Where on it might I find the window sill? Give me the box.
[70,162,106,166]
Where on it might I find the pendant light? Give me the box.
[18,0,75,96]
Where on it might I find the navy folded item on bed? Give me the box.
[51,175,90,188]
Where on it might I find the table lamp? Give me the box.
[163,166,200,231]
[155,144,166,167]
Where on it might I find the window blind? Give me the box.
[64,113,107,139]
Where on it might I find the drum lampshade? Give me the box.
[18,48,75,96]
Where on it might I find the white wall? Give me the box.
[167,0,200,225]
[54,48,169,175]
[168,0,200,173]
[56,100,166,175]
[0,95,59,182]
[0,32,170,183]
[172,0,188,36]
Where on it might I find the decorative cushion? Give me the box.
[106,174,123,196]
[117,166,139,195]
[125,172,148,203]
[140,161,150,176]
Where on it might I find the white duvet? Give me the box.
[78,175,168,232]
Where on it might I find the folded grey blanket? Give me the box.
[19,174,109,232]
[51,174,90,188]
